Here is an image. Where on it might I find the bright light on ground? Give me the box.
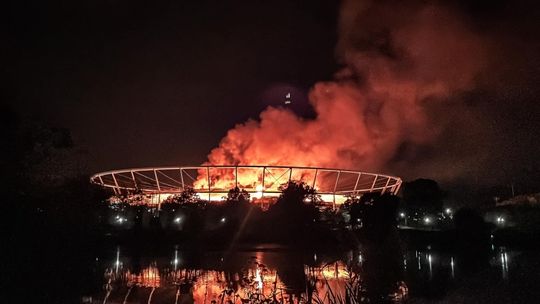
[253,185,264,199]
[115,215,126,224]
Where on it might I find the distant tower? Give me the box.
[284,92,292,105]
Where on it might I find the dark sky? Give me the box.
[5,0,338,170]
[4,0,540,187]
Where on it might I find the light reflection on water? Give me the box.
[86,245,515,304]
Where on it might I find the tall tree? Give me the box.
[402,178,444,213]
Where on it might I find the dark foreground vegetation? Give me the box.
[103,182,403,249]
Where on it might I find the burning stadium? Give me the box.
[90,165,402,208]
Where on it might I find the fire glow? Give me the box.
[194,1,487,183]
[91,166,402,206]
[90,2,484,203]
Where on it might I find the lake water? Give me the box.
[73,242,540,304]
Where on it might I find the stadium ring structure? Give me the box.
[90,165,402,206]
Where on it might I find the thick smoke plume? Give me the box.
[197,1,491,187]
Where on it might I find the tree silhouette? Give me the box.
[265,181,320,236]
[167,187,200,204]
[361,193,400,240]
[402,179,444,214]
[129,188,147,205]
[226,186,250,203]
[345,192,382,224]
[277,180,320,205]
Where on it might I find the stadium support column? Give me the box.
[207,166,211,202]
[111,173,120,195]
[370,175,378,192]
[131,170,138,190]
[179,168,185,191]
[289,167,293,182]
[394,181,402,195]
[262,167,266,198]
[381,177,391,194]
[235,166,238,189]
[333,171,341,210]
[98,175,112,195]
[154,169,161,210]
[353,173,361,196]
[312,169,318,188]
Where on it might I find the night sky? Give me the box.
[4,0,540,187]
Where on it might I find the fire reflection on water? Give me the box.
[127,265,161,288]
[99,251,408,304]
[96,246,514,304]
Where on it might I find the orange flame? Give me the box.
[195,2,487,186]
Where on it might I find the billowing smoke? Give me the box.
[197,1,492,187]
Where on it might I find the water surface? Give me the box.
[77,243,540,303]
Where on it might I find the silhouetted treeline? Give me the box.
[2,107,109,236]
[2,106,110,303]
[123,181,325,245]
[104,182,407,250]
[402,178,444,214]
